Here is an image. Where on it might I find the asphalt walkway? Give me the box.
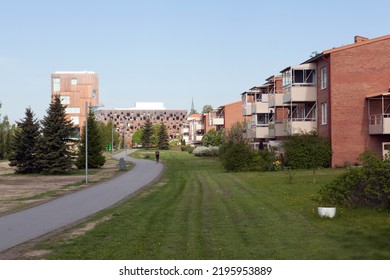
[0,150,163,252]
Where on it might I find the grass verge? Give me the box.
[28,150,390,259]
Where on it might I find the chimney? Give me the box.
[354,35,369,43]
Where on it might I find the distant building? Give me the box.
[185,101,244,146]
[51,71,99,138]
[96,102,187,147]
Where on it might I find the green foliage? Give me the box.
[319,151,390,209]
[219,140,254,171]
[219,122,247,171]
[98,120,120,151]
[0,115,15,160]
[284,131,332,169]
[157,122,169,150]
[76,107,106,169]
[252,148,276,171]
[201,128,222,147]
[202,104,213,113]
[37,95,73,175]
[141,118,153,149]
[131,129,143,147]
[181,145,194,153]
[9,108,41,173]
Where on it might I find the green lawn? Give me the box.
[36,150,390,259]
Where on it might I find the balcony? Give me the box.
[251,101,269,114]
[254,126,269,138]
[287,119,317,135]
[269,122,289,138]
[369,114,390,134]
[269,120,317,138]
[242,104,252,116]
[283,86,317,103]
[268,93,284,108]
[211,117,224,126]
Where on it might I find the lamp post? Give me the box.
[85,102,88,183]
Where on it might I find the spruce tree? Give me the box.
[141,118,153,149]
[157,122,169,150]
[76,107,105,169]
[9,108,41,173]
[38,94,73,174]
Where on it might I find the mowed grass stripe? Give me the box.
[35,150,390,260]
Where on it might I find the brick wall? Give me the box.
[328,37,390,166]
[224,101,244,129]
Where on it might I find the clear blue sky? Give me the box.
[1,0,389,124]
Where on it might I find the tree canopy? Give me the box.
[9,108,41,173]
[76,107,106,169]
[37,94,73,174]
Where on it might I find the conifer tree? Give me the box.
[157,122,169,150]
[38,94,73,174]
[76,107,106,169]
[9,108,41,173]
[141,118,153,149]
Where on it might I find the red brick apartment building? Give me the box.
[246,34,390,167]
[307,34,390,166]
[185,101,244,146]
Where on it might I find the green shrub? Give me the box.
[219,140,255,172]
[252,148,276,171]
[284,131,332,169]
[181,145,194,153]
[319,151,390,209]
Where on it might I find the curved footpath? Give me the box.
[0,151,164,252]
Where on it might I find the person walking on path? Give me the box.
[155,149,160,163]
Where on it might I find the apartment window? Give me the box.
[70,116,79,125]
[92,90,97,98]
[293,69,316,85]
[53,78,60,92]
[60,96,70,105]
[71,78,78,86]
[257,113,269,126]
[321,103,328,125]
[321,67,327,89]
[66,107,81,114]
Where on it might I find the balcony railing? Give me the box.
[283,86,317,103]
[212,117,224,126]
[369,114,390,134]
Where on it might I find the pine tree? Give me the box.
[157,122,169,150]
[38,94,73,174]
[76,107,106,169]
[141,118,153,149]
[9,108,41,173]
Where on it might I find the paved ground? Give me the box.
[0,151,163,252]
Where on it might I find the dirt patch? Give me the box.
[0,156,124,216]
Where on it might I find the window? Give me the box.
[53,78,60,92]
[70,116,79,125]
[66,107,81,114]
[257,113,269,126]
[321,67,327,89]
[60,96,70,105]
[71,78,77,86]
[321,103,328,125]
[293,69,316,85]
